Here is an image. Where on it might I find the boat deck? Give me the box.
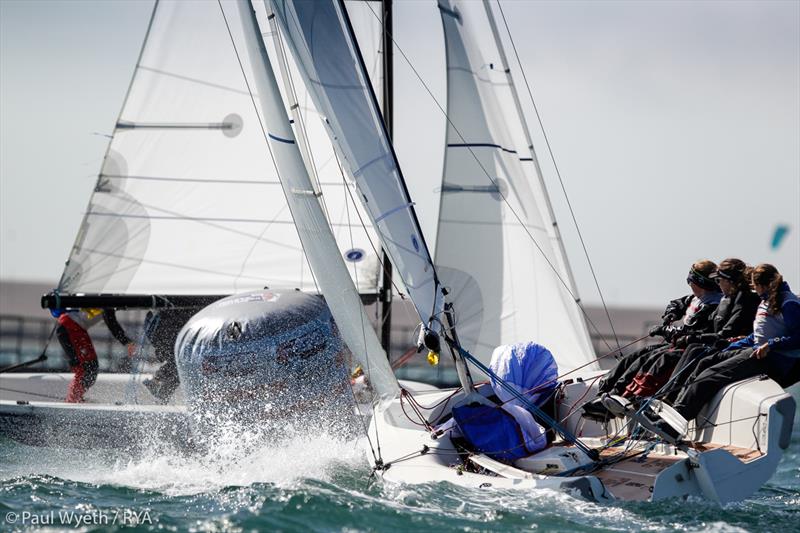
[688,442,763,463]
[592,447,684,501]
[588,442,762,501]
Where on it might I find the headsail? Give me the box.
[232,0,397,399]
[268,0,444,331]
[435,0,597,373]
[58,0,379,297]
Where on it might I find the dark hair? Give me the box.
[693,259,717,277]
[687,259,719,291]
[751,263,783,314]
[717,258,752,293]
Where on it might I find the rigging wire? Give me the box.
[265,8,386,458]
[495,0,621,352]
[362,1,617,355]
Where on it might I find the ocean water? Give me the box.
[1,415,798,533]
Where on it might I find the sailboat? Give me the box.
[0,0,393,449]
[1,0,795,504]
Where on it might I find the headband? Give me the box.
[710,268,739,282]
[687,268,720,291]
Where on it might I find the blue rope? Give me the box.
[454,345,599,460]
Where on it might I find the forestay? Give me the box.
[58,0,380,297]
[269,0,444,329]
[435,0,596,373]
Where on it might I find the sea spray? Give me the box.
[1,405,797,531]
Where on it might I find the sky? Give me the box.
[1,0,798,308]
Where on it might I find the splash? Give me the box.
[1,421,370,497]
[97,430,368,496]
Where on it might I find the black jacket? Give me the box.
[657,294,720,342]
[675,289,760,347]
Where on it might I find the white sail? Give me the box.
[269,0,444,328]
[233,0,397,399]
[344,0,384,113]
[58,0,379,297]
[435,0,596,373]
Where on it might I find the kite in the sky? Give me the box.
[771,224,790,250]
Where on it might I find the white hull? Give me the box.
[3,370,795,503]
[0,373,189,449]
[370,373,795,504]
[0,373,431,450]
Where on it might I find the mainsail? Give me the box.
[57,0,381,297]
[435,0,597,373]
[269,0,444,329]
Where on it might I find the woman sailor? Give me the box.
[592,261,721,395]
[626,257,760,399]
[651,263,800,437]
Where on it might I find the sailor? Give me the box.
[657,258,761,402]
[651,263,800,437]
[624,258,760,399]
[596,261,721,396]
[141,307,200,402]
[52,308,135,402]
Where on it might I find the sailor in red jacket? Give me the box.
[52,308,133,402]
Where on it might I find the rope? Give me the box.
[559,375,603,424]
[399,390,434,430]
[390,346,419,370]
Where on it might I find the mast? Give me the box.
[379,0,393,357]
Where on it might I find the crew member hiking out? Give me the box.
[142,307,200,402]
[53,307,134,402]
[626,257,760,399]
[650,263,800,439]
[658,258,761,402]
[583,260,721,420]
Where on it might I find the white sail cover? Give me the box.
[232,0,397,399]
[269,0,444,328]
[58,0,380,296]
[435,0,596,373]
